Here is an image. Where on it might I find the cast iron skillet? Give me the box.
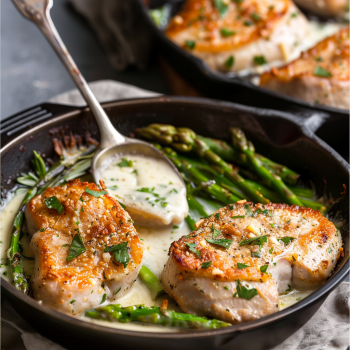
[134,0,349,121]
[1,97,349,350]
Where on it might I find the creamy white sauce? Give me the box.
[97,155,188,226]
[0,193,314,332]
[249,21,345,81]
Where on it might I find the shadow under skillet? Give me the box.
[1,0,170,120]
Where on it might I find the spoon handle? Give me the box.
[11,0,125,149]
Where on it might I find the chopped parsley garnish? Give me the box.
[70,300,76,304]
[185,40,196,50]
[104,242,129,268]
[291,12,298,18]
[211,224,221,238]
[220,28,236,37]
[185,243,201,258]
[118,201,126,210]
[327,248,332,253]
[237,263,250,269]
[108,185,118,190]
[66,233,86,261]
[244,204,254,217]
[137,187,158,196]
[235,279,258,300]
[296,297,302,301]
[232,215,245,219]
[85,187,107,198]
[286,284,292,292]
[277,237,295,245]
[114,287,121,295]
[225,55,235,68]
[215,213,220,220]
[201,261,212,269]
[260,265,268,273]
[253,55,267,65]
[62,244,68,247]
[239,235,267,250]
[173,225,179,229]
[206,238,232,249]
[214,0,228,17]
[269,248,273,254]
[117,158,133,167]
[40,228,45,232]
[313,66,332,77]
[161,202,168,207]
[100,293,107,304]
[244,20,253,26]
[251,251,261,258]
[256,209,273,217]
[251,13,260,20]
[81,207,84,212]
[224,286,229,290]
[315,57,324,62]
[200,214,212,219]
[44,196,64,214]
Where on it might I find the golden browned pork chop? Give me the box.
[165,0,309,72]
[26,179,143,315]
[260,28,349,109]
[161,202,342,324]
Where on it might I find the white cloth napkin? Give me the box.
[2,80,349,350]
[69,0,152,71]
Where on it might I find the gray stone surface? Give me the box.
[1,0,170,120]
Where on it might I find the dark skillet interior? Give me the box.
[134,0,349,118]
[1,97,349,350]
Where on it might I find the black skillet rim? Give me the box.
[1,96,349,339]
[136,0,349,115]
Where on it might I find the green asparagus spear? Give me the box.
[163,147,241,204]
[85,304,231,329]
[192,136,300,185]
[246,180,326,214]
[139,265,164,300]
[135,124,299,185]
[7,210,28,294]
[193,139,270,204]
[186,188,209,230]
[178,154,247,200]
[230,128,303,206]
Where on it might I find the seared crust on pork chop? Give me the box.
[161,202,342,323]
[165,0,309,72]
[260,28,349,109]
[26,179,143,315]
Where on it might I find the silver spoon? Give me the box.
[12,0,186,221]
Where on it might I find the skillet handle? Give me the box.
[0,103,79,148]
[289,110,330,135]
